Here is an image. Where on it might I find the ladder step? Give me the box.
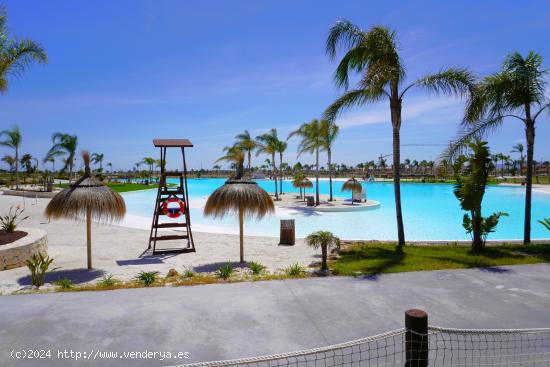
[154,223,187,228]
[151,235,188,241]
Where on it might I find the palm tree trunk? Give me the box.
[472,210,483,251]
[86,207,92,269]
[315,147,320,206]
[321,244,328,272]
[15,147,19,190]
[272,153,278,200]
[279,152,283,194]
[328,148,333,201]
[524,119,535,244]
[391,98,405,249]
[247,151,252,172]
[239,206,244,263]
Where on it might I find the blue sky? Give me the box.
[1,0,549,170]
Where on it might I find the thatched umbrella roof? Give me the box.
[300,178,313,189]
[45,151,125,269]
[341,177,363,205]
[204,164,274,262]
[204,179,274,219]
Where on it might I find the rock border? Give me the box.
[0,228,48,270]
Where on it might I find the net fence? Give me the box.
[174,326,550,367]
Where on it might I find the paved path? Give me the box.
[1,264,550,367]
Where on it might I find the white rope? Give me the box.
[429,326,550,334]
[171,328,406,367]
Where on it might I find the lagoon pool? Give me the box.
[122,178,550,240]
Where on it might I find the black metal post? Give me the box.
[405,309,428,367]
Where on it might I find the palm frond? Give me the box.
[414,67,476,98]
[442,118,504,161]
[325,19,366,60]
[323,88,385,123]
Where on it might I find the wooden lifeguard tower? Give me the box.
[148,139,195,254]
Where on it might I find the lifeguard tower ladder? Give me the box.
[148,139,195,254]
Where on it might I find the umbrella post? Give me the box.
[239,206,244,263]
[86,206,92,269]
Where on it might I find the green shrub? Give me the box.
[25,253,56,288]
[216,262,234,280]
[135,271,159,286]
[53,277,73,289]
[182,266,195,278]
[1,205,29,233]
[248,261,265,275]
[98,274,118,287]
[284,263,304,277]
[166,268,179,278]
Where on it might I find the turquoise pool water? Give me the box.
[122,178,550,240]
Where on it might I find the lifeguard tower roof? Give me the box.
[153,139,193,148]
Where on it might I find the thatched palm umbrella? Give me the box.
[45,151,126,269]
[341,177,363,205]
[204,156,274,263]
[299,178,313,202]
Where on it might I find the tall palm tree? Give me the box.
[320,119,339,201]
[256,128,281,200]
[324,21,474,249]
[43,155,55,173]
[47,133,78,183]
[511,143,525,175]
[0,125,21,189]
[235,130,257,172]
[0,10,47,94]
[90,153,105,172]
[276,140,288,194]
[446,51,549,244]
[288,119,323,205]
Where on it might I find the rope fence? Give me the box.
[173,310,550,367]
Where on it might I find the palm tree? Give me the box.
[256,129,281,200]
[90,153,105,172]
[235,130,257,172]
[275,140,287,194]
[0,125,21,189]
[305,230,340,274]
[288,119,323,205]
[43,155,55,173]
[142,157,155,180]
[1,154,15,182]
[511,143,525,175]
[324,21,474,249]
[217,145,246,178]
[47,133,78,183]
[447,51,549,244]
[320,120,339,201]
[0,10,47,94]
[20,153,33,174]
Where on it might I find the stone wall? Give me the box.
[0,228,48,270]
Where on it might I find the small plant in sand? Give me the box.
[306,231,340,274]
[248,261,265,275]
[216,262,234,280]
[135,271,159,286]
[284,263,305,277]
[1,205,29,233]
[53,277,73,290]
[182,266,195,278]
[98,274,118,287]
[26,253,56,288]
[166,268,179,278]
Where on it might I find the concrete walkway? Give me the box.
[1,264,549,367]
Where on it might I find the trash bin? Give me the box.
[280,219,295,245]
[306,196,315,207]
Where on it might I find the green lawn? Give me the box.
[56,182,162,193]
[331,242,550,276]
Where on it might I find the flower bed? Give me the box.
[0,228,47,270]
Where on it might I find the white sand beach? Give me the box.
[0,194,317,294]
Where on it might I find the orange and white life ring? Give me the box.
[163,198,185,218]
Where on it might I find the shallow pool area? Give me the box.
[121,178,550,240]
